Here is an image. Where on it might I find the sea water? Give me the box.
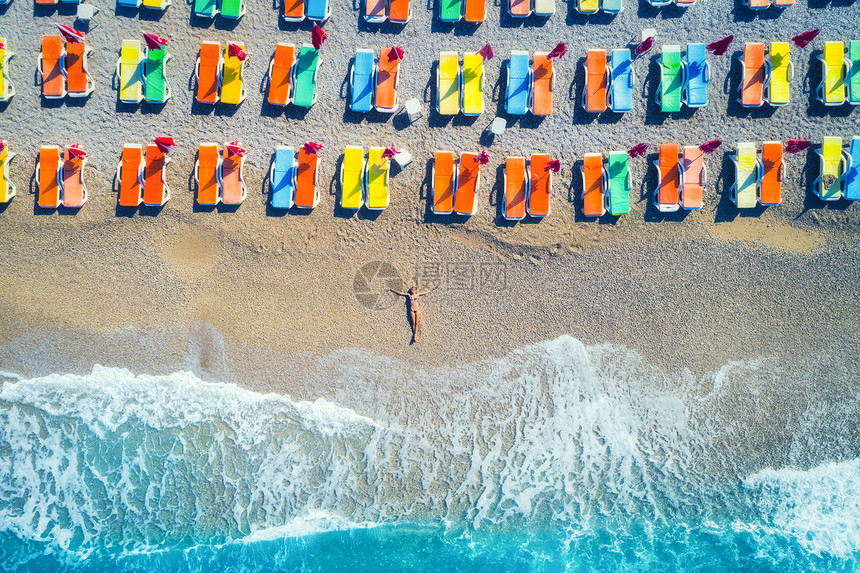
[0,336,858,572]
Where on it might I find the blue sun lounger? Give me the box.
[307,0,330,20]
[505,51,531,115]
[271,146,297,209]
[846,137,860,201]
[350,49,375,113]
[608,48,633,113]
[684,43,709,108]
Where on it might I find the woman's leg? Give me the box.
[411,309,421,341]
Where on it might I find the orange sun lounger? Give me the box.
[40,35,65,99]
[740,43,765,107]
[295,147,319,208]
[283,0,306,20]
[654,143,680,212]
[504,156,527,220]
[376,47,400,113]
[759,141,784,205]
[37,146,62,208]
[388,0,411,22]
[219,143,247,205]
[116,144,143,207]
[433,151,456,214]
[528,154,552,217]
[454,152,481,215]
[681,146,704,210]
[66,41,94,98]
[268,43,295,106]
[532,53,553,116]
[583,50,608,113]
[364,0,386,21]
[143,144,170,206]
[464,0,485,22]
[61,145,87,208]
[195,143,220,205]
[581,153,605,217]
[196,42,221,104]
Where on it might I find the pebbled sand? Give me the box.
[0,0,858,393]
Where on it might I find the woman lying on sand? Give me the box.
[390,285,439,342]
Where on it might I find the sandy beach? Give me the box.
[0,0,859,396]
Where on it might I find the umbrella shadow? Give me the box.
[713,151,743,222]
[641,54,668,126]
[140,101,168,115]
[569,58,599,125]
[491,163,519,227]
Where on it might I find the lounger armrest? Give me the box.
[80,158,88,204]
[193,159,200,183]
[727,155,738,202]
[37,53,44,81]
[701,162,708,187]
[841,148,853,178]
[269,159,275,186]
[778,161,785,182]
[267,58,274,83]
[194,56,201,82]
[788,60,794,80]
[755,157,763,184]
[628,64,635,88]
[704,61,710,84]
[60,54,67,78]
[113,58,121,88]
[34,162,40,189]
[115,160,122,185]
[240,156,248,201]
[580,61,587,109]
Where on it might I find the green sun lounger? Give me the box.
[848,40,860,106]
[193,0,217,17]
[143,48,170,104]
[293,45,319,108]
[657,45,683,112]
[221,0,245,18]
[607,151,630,215]
[439,0,462,21]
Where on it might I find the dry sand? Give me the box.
[0,0,859,395]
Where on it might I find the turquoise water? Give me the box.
[0,337,858,572]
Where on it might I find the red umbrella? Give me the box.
[478,44,494,61]
[0,139,6,153]
[699,140,722,153]
[635,36,654,57]
[143,32,168,51]
[226,141,246,157]
[628,143,649,158]
[475,150,490,165]
[0,41,4,50]
[303,141,324,155]
[57,24,85,44]
[388,46,405,62]
[544,159,561,173]
[785,140,812,154]
[153,136,176,153]
[706,35,733,56]
[228,43,247,61]
[547,42,566,60]
[311,24,328,50]
[67,143,87,159]
[381,146,400,159]
[792,29,820,49]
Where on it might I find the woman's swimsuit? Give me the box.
[408,295,419,313]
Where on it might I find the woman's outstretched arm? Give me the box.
[417,285,439,296]
[389,288,408,296]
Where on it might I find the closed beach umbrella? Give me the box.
[143,32,169,50]
[0,139,6,153]
[57,24,85,44]
[226,141,246,157]
[311,24,328,50]
[382,146,400,159]
[785,140,812,154]
[792,29,820,49]
[303,141,324,155]
[545,159,561,173]
[228,43,247,61]
[154,136,176,153]
[635,36,654,57]
[547,43,566,59]
[388,46,405,62]
[478,44,494,61]
[699,140,722,153]
[67,143,87,159]
[475,150,490,165]
[706,35,733,56]
[628,143,649,158]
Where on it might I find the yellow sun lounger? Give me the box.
[222,43,246,105]
[765,42,792,106]
[813,136,850,200]
[340,146,365,209]
[0,143,17,202]
[730,142,761,208]
[437,52,460,115]
[0,38,14,102]
[817,41,847,106]
[462,52,484,116]
[115,40,144,104]
[366,147,389,210]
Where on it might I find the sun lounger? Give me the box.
[845,137,860,201]
[389,0,411,21]
[143,47,171,104]
[583,49,608,113]
[270,146,297,209]
[0,144,16,203]
[581,153,605,217]
[375,48,400,113]
[221,42,245,105]
[738,43,765,108]
[116,144,143,207]
[219,143,246,205]
[350,49,376,113]
[577,0,598,14]
[608,49,633,113]
[283,0,305,21]
[506,51,531,115]
[295,147,320,208]
[654,143,680,212]
[432,151,456,214]
[602,0,621,12]
[675,0,695,7]
[534,0,554,15]
[194,0,218,18]
[339,146,364,209]
[759,141,784,205]
[221,0,245,18]
[509,0,530,17]
[680,146,704,210]
[117,0,142,8]
[195,42,221,104]
[366,147,389,210]
[439,0,461,21]
[65,41,93,98]
[683,43,709,108]
[462,53,483,115]
[37,146,61,208]
[454,152,481,215]
[293,45,319,108]
[773,0,793,6]
[195,143,220,205]
[437,52,460,115]
[607,151,630,215]
[35,0,58,5]
[267,44,295,106]
[306,0,330,20]
[0,38,14,103]
[503,157,527,220]
[730,142,760,208]
[142,144,170,206]
[746,0,768,8]
[528,154,552,217]
[657,45,683,112]
[765,42,792,106]
[463,0,483,19]
[813,136,849,201]
[141,0,170,10]
[116,40,144,104]
[61,145,87,208]
[364,0,385,21]
[817,41,847,106]
[849,41,860,105]
[532,53,553,116]
[40,36,65,99]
